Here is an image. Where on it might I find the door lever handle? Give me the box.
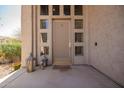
[69,42,71,48]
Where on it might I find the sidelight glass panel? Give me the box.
[41,46,49,55]
[75,19,83,29]
[75,46,83,56]
[41,33,47,43]
[44,47,49,55]
[75,33,83,42]
[40,19,48,29]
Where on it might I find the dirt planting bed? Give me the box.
[0,63,13,79]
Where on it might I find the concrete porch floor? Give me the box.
[0,65,120,88]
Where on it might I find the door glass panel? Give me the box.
[40,19,48,29]
[74,5,83,15]
[64,5,70,15]
[52,5,60,15]
[75,19,83,29]
[41,33,47,43]
[40,5,49,15]
[75,46,83,56]
[75,32,83,42]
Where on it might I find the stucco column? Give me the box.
[21,5,32,67]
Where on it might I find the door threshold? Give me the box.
[53,63,72,66]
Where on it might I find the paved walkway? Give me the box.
[0,65,120,88]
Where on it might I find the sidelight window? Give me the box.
[40,19,48,29]
[41,33,47,43]
[75,33,83,42]
[75,19,83,29]
[75,46,83,56]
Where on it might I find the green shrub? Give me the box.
[13,64,21,71]
[0,43,21,62]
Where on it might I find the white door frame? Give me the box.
[36,5,89,65]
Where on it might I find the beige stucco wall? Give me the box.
[21,5,124,86]
[88,6,124,86]
[21,5,32,67]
